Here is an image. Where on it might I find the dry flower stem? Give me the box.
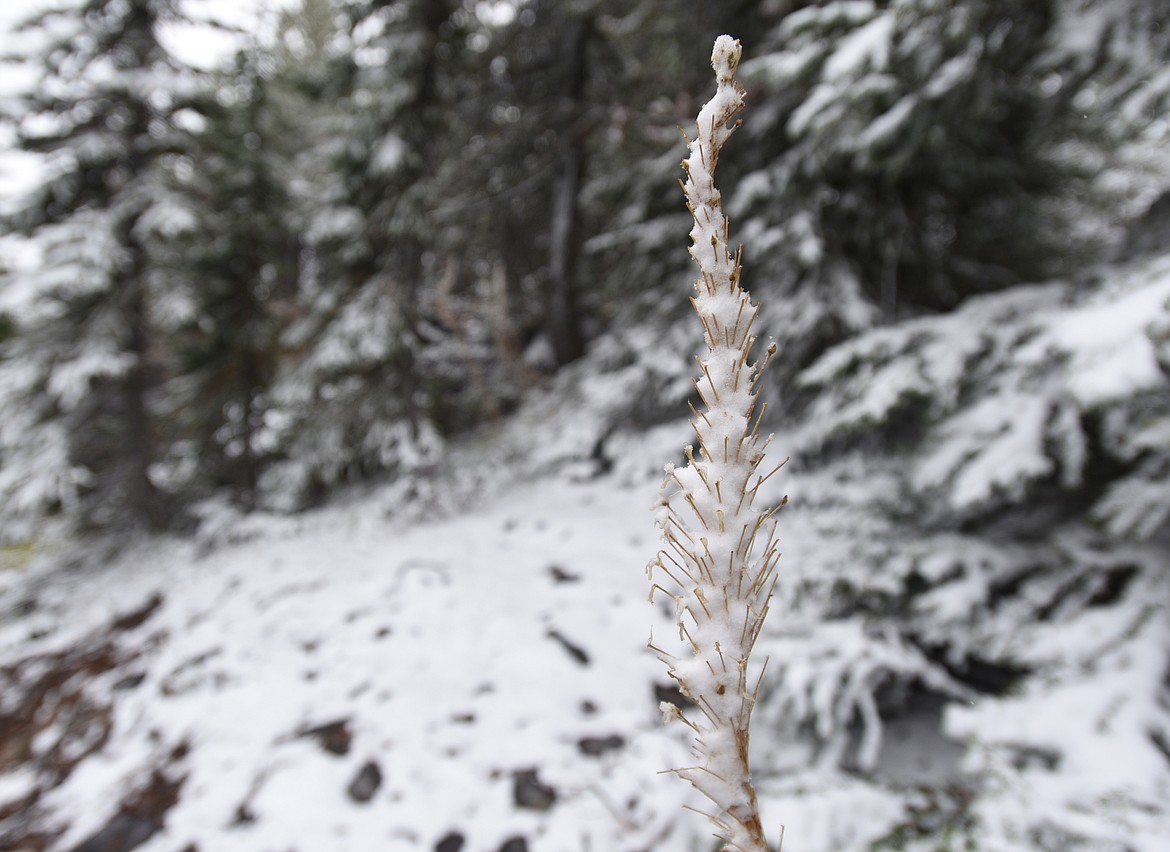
[648,34,782,852]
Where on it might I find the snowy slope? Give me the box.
[5,251,1170,852]
[1,474,719,851]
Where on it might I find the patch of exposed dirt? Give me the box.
[0,593,171,851]
[66,758,186,852]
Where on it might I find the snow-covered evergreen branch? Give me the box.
[648,35,782,852]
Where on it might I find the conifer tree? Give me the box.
[258,0,468,507]
[161,48,297,509]
[0,0,201,534]
[726,0,1097,378]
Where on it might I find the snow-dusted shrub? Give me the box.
[731,251,1170,850]
[790,252,1170,847]
[648,36,781,852]
[636,8,1170,848]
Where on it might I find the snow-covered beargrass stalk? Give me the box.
[648,36,783,852]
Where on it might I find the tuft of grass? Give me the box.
[0,541,38,572]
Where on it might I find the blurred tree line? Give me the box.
[0,0,1166,540]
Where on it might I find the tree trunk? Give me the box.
[118,250,161,529]
[546,17,590,367]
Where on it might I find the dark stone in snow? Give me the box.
[577,734,625,757]
[548,565,579,583]
[347,760,382,803]
[112,673,146,691]
[654,681,694,709]
[512,769,556,811]
[111,593,163,632]
[435,831,465,852]
[545,629,589,666]
[298,719,351,755]
[498,837,528,852]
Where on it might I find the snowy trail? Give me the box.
[1,475,699,852]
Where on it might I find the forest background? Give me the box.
[1,1,1169,850]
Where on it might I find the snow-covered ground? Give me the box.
[1,472,731,851]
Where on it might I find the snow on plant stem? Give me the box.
[648,35,783,852]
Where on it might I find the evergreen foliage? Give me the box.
[162,49,296,509]
[758,252,1170,848]
[0,0,200,536]
[709,2,1170,846]
[723,0,1163,381]
[257,0,502,509]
